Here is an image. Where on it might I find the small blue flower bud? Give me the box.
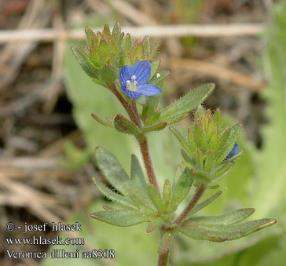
[225,143,240,160]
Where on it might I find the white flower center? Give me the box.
[126,75,138,92]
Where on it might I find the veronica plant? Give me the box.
[72,24,276,266]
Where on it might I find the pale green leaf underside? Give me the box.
[186,208,255,225]
[130,154,147,186]
[93,177,135,209]
[179,219,276,242]
[95,146,130,194]
[91,209,148,227]
[170,169,193,210]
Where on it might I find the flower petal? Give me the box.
[225,143,240,160]
[136,84,161,96]
[119,65,130,86]
[121,85,142,99]
[127,60,151,85]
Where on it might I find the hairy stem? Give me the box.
[158,232,171,266]
[109,83,159,191]
[109,83,139,125]
[138,136,159,190]
[175,184,205,225]
[158,248,170,266]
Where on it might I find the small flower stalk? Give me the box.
[72,24,276,266]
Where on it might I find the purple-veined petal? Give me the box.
[136,84,161,96]
[127,60,151,85]
[119,65,130,86]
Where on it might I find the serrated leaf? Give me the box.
[186,208,255,225]
[85,27,96,48]
[162,179,172,209]
[112,22,121,41]
[147,184,163,211]
[113,114,142,136]
[99,65,117,82]
[159,83,215,124]
[91,209,148,227]
[127,155,155,210]
[179,218,276,242]
[71,47,99,78]
[124,184,155,210]
[130,154,146,186]
[93,177,135,209]
[170,169,193,210]
[95,146,130,194]
[43,201,158,266]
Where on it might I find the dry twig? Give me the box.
[168,57,265,91]
[0,24,264,44]
[0,0,52,90]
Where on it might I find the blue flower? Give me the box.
[119,60,161,99]
[225,143,240,160]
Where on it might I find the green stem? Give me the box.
[175,184,205,225]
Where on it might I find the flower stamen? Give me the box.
[126,75,138,92]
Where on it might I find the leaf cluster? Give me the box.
[72,23,158,86]
[92,147,275,242]
[112,83,215,138]
[171,107,240,184]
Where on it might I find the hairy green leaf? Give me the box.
[71,47,98,78]
[91,209,147,227]
[170,169,193,210]
[159,83,215,124]
[179,218,276,242]
[93,177,135,209]
[113,114,142,136]
[95,146,129,194]
[147,184,163,211]
[130,154,146,186]
[186,208,255,225]
[162,179,172,209]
